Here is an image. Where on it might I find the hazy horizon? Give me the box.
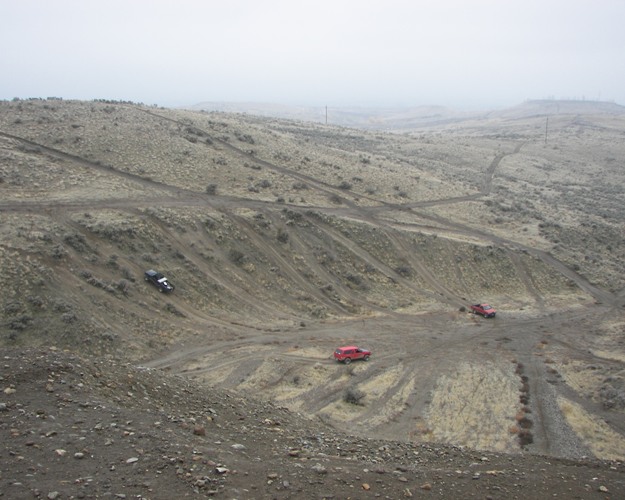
[2,0,624,109]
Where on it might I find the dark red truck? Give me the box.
[470,303,496,318]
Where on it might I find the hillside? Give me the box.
[1,98,625,498]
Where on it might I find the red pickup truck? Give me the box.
[470,303,496,318]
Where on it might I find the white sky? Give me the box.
[1,0,624,109]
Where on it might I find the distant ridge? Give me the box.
[184,99,624,130]
[185,101,486,129]
[495,99,625,119]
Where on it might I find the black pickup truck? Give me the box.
[144,269,175,293]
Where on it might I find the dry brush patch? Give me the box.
[426,361,521,452]
[273,362,337,407]
[558,396,625,460]
[362,374,417,429]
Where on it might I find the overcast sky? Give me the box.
[1,0,624,109]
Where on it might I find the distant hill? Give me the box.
[186,101,485,129]
[186,99,625,130]
[490,99,625,120]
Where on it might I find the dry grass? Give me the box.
[426,361,521,452]
[558,396,625,460]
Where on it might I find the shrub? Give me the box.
[8,314,33,330]
[228,249,245,265]
[63,233,88,252]
[235,132,255,144]
[52,300,73,312]
[61,312,78,324]
[205,184,217,195]
[345,273,363,286]
[395,265,412,278]
[27,296,44,308]
[51,245,67,259]
[141,253,156,263]
[344,387,365,405]
[4,301,22,314]
[121,267,134,281]
[165,303,185,317]
[518,429,534,446]
[277,228,289,243]
[107,254,119,268]
[283,209,303,222]
[117,279,130,295]
[517,416,533,429]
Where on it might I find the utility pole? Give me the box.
[545,117,549,145]
[325,105,328,125]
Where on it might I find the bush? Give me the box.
[165,303,185,317]
[518,429,534,446]
[345,273,363,286]
[141,253,156,263]
[51,244,67,259]
[277,228,289,243]
[121,267,134,281]
[63,233,88,252]
[205,184,218,195]
[235,132,255,144]
[283,209,303,222]
[8,314,33,330]
[395,265,412,278]
[343,387,365,405]
[229,249,245,265]
[61,312,78,324]
[117,279,131,295]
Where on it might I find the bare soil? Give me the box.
[1,98,625,498]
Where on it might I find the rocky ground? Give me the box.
[1,347,623,499]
